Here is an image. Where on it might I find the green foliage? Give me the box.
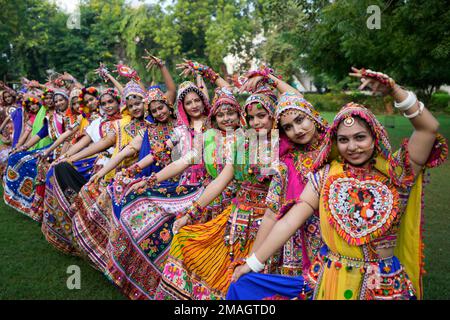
[304,92,388,113]
[1,0,449,107]
[301,0,450,99]
[1,0,260,85]
[429,92,450,112]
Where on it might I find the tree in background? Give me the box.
[300,0,450,99]
[0,0,61,81]
[1,0,449,100]
[253,0,330,83]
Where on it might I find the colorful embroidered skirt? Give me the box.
[226,273,312,300]
[29,157,54,221]
[155,184,269,300]
[105,181,205,299]
[3,148,47,221]
[72,181,112,271]
[41,159,96,255]
[0,143,11,176]
[310,245,417,300]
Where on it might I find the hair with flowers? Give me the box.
[78,87,99,117]
[99,87,121,104]
[21,96,41,109]
[41,87,54,100]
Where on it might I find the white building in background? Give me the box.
[292,74,318,93]
[440,85,450,94]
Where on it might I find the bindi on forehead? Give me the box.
[337,121,371,137]
[184,92,201,102]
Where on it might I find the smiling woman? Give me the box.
[228,68,448,301]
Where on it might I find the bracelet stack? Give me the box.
[245,65,281,92]
[145,172,158,188]
[394,91,424,119]
[125,163,142,177]
[404,101,424,119]
[187,61,219,84]
[175,200,204,223]
[246,253,265,273]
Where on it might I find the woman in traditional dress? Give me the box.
[229,68,448,300]
[3,87,67,220]
[0,85,18,117]
[74,66,213,271]
[46,87,122,231]
[153,70,282,299]
[40,87,104,254]
[87,54,177,184]
[104,64,246,299]
[73,59,211,274]
[0,83,54,154]
[41,87,100,160]
[68,79,153,265]
[253,91,328,276]
[27,87,73,219]
[0,87,16,174]
[0,87,24,153]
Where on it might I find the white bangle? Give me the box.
[246,253,265,273]
[403,101,425,119]
[394,91,417,112]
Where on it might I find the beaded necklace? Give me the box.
[291,135,323,183]
[124,117,149,137]
[149,118,175,143]
[343,159,376,179]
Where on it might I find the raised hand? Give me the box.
[239,76,264,94]
[176,59,196,78]
[58,72,76,83]
[95,62,110,82]
[114,64,140,81]
[349,67,395,95]
[142,50,165,70]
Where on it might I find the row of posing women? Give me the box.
[2,59,447,300]
[2,56,243,297]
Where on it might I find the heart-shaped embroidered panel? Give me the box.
[325,175,398,245]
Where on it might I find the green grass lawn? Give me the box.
[0,113,449,299]
[0,188,125,300]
